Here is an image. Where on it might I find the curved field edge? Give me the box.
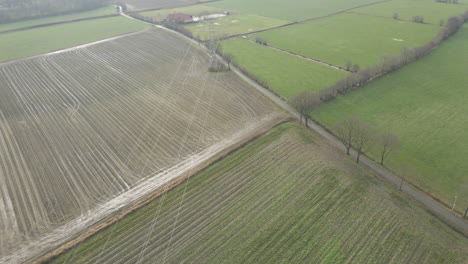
[50,123,467,264]
[312,23,468,212]
[36,118,290,264]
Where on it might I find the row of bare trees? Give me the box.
[334,116,401,164]
[289,92,401,164]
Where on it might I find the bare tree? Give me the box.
[353,119,374,163]
[334,116,358,155]
[378,131,401,165]
[346,60,352,71]
[224,54,233,70]
[289,92,320,127]
[352,64,361,73]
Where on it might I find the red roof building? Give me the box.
[167,13,193,23]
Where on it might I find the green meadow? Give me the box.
[187,14,288,40]
[254,12,439,69]
[221,38,347,98]
[208,0,378,21]
[313,24,468,211]
[354,0,468,25]
[140,5,224,21]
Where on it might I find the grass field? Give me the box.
[186,14,289,40]
[140,5,289,39]
[139,5,224,21]
[253,12,440,69]
[50,123,468,264]
[353,0,468,25]
[221,38,347,98]
[313,24,468,212]
[208,0,379,21]
[0,28,282,260]
[0,6,117,33]
[0,16,148,62]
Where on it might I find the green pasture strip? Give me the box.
[208,0,380,21]
[187,14,289,40]
[139,5,224,21]
[253,12,439,69]
[353,0,468,25]
[221,38,347,98]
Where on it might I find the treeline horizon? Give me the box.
[0,0,110,24]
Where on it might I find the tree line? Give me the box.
[290,94,401,165]
[317,12,468,103]
[334,116,401,164]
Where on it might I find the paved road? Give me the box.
[121,13,468,236]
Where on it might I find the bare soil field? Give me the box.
[0,28,282,262]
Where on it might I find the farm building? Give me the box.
[166,13,193,23]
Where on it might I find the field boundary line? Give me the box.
[0,14,120,35]
[222,0,392,40]
[34,116,291,264]
[246,39,351,72]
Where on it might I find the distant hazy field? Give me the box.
[0,17,148,62]
[254,12,439,69]
[0,6,116,33]
[208,0,378,21]
[140,5,289,39]
[354,0,468,25]
[221,38,347,98]
[313,24,468,212]
[140,5,224,21]
[186,14,289,40]
[51,123,468,264]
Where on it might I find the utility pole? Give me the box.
[196,20,223,68]
[399,175,404,191]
